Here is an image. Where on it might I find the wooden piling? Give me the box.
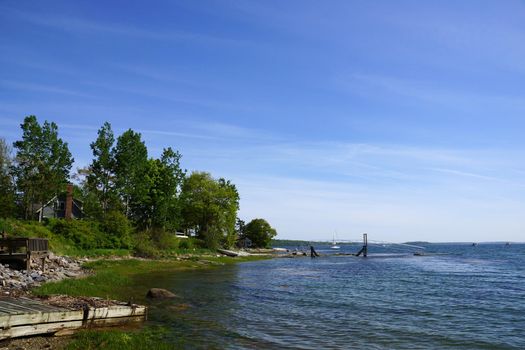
[363,233,368,257]
[355,233,368,257]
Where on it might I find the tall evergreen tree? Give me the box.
[12,116,73,219]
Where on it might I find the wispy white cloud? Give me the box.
[0,80,93,98]
[336,74,525,111]
[5,8,254,48]
[0,117,19,126]
[80,80,254,112]
[232,173,525,243]
[136,128,220,141]
[428,168,501,182]
[0,56,81,77]
[381,3,525,74]
[111,63,213,88]
[179,133,525,192]
[177,120,280,142]
[59,123,100,131]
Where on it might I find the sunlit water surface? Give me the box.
[133,243,525,349]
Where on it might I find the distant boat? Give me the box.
[330,233,340,249]
[472,243,477,246]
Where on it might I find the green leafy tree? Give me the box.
[180,172,239,249]
[157,147,185,229]
[135,148,185,230]
[113,129,148,221]
[243,218,277,248]
[86,122,119,216]
[235,218,246,236]
[12,116,73,219]
[0,138,16,218]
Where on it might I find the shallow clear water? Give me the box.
[136,243,525,349]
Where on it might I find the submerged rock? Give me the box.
[146,288,177,299]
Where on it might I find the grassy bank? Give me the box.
[31,255,268,349]
[1,218,269,348]
[33,255,263,299]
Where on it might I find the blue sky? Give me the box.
[1,0,524,242]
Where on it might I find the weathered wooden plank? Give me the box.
[18,297,64,308]
[0,298,65,314]
[0,310,84,328]
[0,298,147,340]
[0,303,58,314]
[88,315,145,327]
[0,305,30,315]
[0,253,27,258]
[87,305,146,319]
[13,300,64,312]
[0,306,146,329]
[0,300,47,313]
[0,320,84,340]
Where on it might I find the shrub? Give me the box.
[178,238,192,250]
[190,238,206,249]
[0,218,54,239]
[152,229,178,250]
[99,211,132,249]
[132,231,159,258]
[47,218,108,250]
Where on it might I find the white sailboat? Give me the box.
[330,233,340,249]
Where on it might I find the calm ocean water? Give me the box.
[137,243,525,349]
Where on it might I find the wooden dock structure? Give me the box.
[0,237,49,271]
[0,297,146,340]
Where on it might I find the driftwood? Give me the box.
[217,249,250,257]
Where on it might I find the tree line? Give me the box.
[0,116,277,251]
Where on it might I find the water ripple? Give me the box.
[140,243,525,349]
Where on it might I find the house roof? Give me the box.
[35,195,83,213]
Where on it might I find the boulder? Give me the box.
[146,288,177,299]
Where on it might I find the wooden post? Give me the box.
[363,233,368,257]
[26,240,31,271]
[355,233,368,257]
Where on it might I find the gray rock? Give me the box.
[146,288,178,299]
[34,275,46,282]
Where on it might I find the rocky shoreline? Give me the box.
[0,253,86,296]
